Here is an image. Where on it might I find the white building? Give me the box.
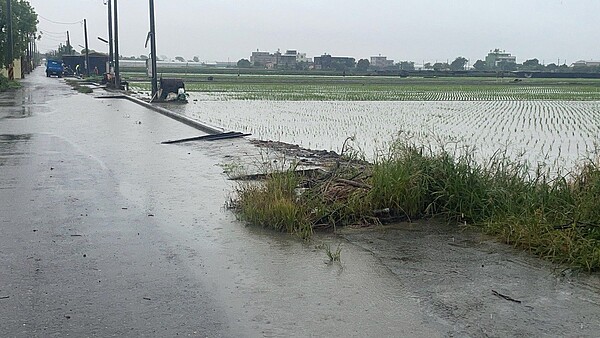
[485,49,516,69]
[571,60,600,67]
[370,55,394,68]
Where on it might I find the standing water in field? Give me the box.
[163,96,600,172]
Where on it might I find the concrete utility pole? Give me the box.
[107,0,114,73]
[6,0,14,79]
[67,31,71,54]
[84,19,90,76]
[149,0,158,97]
[34,34,37,66]
[28,33,33,73]
[113,0,121,88]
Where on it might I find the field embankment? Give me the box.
[230,138,600,271]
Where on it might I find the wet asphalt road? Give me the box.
[0,69,440,337]
[1,68,600,337]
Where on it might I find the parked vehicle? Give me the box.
[46,60,64,77]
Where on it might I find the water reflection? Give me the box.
[0,134,32,166]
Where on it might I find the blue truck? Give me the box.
[46,59,64,77]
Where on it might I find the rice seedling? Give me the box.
[128,76,600,102]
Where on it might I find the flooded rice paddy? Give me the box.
[162,94,600,171]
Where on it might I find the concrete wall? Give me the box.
[0,59,23,79]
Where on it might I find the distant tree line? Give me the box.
[235,55,600,74]
[471,57,571,72]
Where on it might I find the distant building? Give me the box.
[485,49,516,69]
[313,54,356,70]
[370,55,394,69]
[571,60,600,68]
[251,51,277,67]
[296,53,312,63]
[250,49,311,68]
[215,61,237,68]
[278,50,297,68]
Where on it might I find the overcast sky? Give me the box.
[29,0,600,64]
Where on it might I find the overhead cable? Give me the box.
[38,14,82,25]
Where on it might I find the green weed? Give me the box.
[230,136,600,271]
[325,244,342,262]
[65,79,93,94]
[0,74,21,91]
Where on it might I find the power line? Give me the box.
[38,14,82,25]
[39,29,68,35]
[39,35,67,43]
[39,29,68,37]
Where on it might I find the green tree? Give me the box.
[175,56,185,62]
[545,63,558,72]
[237,59,251,68]
[522,58,540,68]
[295,61,309,71]
[558,64,569,71]
[423,62,433,70]
[497,60,517,71]
[450,57,468,71]
[356,58,370,71]
[140,55,148,60]
[473,59,486,70]
[57,43,73,56]
[433,62,450,71]
[330,60,354,71]
[0,0,39,67]
[193,56,199,62]
[521,58,545,71]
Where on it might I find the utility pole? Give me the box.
[32,34,36,67]
[107,0,114,73]
[84,19,90,76]
[149,0,158,97]
[67,31,71,54]
[113,0,121,88]
[28,33,33,73]
[6,0,14,79]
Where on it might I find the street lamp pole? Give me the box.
[149,0,158,97]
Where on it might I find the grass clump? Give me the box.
[325,244,342,262]
[0,74,21,91]
[66,79,93,94]
[484,161,600,271]
[369,140,600,271]
[230,138,600,271]
[232,167,314,239]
